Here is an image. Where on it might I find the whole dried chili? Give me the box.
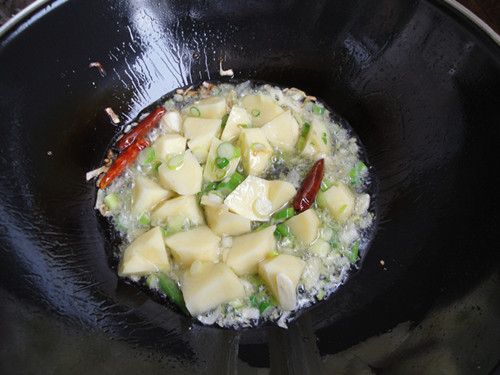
[99,139,150,189]
[116,107,166,151]
[293,158,324,212]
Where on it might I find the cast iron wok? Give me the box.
[0,0,499,373]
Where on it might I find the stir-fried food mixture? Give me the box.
[94,81,373,328]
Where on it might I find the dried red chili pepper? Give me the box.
[116,107,166,151]
[99,139,149,189]
[293,158,324,212]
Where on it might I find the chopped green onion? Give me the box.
[249,291,274,313]
[138,212,150,226]
[167,154,184,170]
[322,132,328,144]
[150,273,188,314]
[349,161,368,186]
[275,223,290,237]
[316,191,327,208]
[320,179,332,191]
[251,109,261,117]
[255,222,271,231]
[238,123,249,129]
[189,106,201,117]
[347,241,360,263]
[217,142,238,159]
[272,207,295,222]
[215,157,229,169]
[312,104,325,115]
[220,113,229,129]
[137,147,156,165]
[203,182,218,193]
[297,122,311,152]
[104,193,121,210]
[316,289,325,300]
[216,171,245,194]
[152,160,162,173]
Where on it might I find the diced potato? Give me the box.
[118,227,170,276]
[321,182,355,222]
[204,204,251,236]
[165,226,220,267]
[190,96,227,119]
[268,180,296,211]
[183,117,222,140]
[160,111,183,134]
[239,128,273,176]
[221,105,252,141]
[285,209,320,245]
[158,150,202,195]
[182,261,245,315]
[261,111,299,151]
[151,195,205,227]
[203,138,240,182]
[153,134,186,160]
[258,254,305,310]
[242,95,284,127]
[225,226,276,275]
[302,118,331,157]
[187,135,213,163]
[224,175,271,221]
[131,175,173,215]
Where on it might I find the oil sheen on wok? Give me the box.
[95,81,373,328]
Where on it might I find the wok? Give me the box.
[0,0,499,373]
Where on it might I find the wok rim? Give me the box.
[0,0,499,46]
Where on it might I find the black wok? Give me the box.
[0,0,499,373]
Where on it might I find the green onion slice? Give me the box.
[167,154,184,170]
[215,157,229,169]
[251,109,261,117]
[104,193,121,210]
[312,104,325,115]
[217,142,239,159]
[189,106,201,117]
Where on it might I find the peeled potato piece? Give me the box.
[261,111,299,151]
[225,225,276,276]
[224,175,271,221]
[258,254,305,310]
[285,209,320,246]
[302,118,331,157]
[242,94,284,127]
[321,182,355,223]
[118,227,170,276]
[153,134,187,160]
[182,261,245,315]
[151,195,205,227]
[204,204,251,236]
[190,96,227,119]
[268,180,296,211]
[159,111,183,134]
[203,138,240,182]
[221,105,252,142]
[183,117,222,141]
[165,226,220,267]
[239,128,273,176]
[158,150,202,195]
[131,175,173,215]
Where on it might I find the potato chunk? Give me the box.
[183,117,222,142]
[204,204,251,236]
[242,95,284,127]
[261,111,299,151]
[118,227,170,276]
[285,209,320,245]
[165,226,220,267]
[182,261,245,315]
[152,134,187,160]
[158,150,202,195]
[221,105,252,141]
[302,118,331,157]
[190,96,227,119]
[151,195,205,227]
[159,111,182,134]
[225,226,276,275]
[203,138,240,182]
[239,128,273,176]
[131,176,173,215]
[224,175,271,221]
[321,182,355,222]
[258,254,305,310]
[268,180,296,211]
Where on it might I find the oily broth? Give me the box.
[96,81,374,328]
